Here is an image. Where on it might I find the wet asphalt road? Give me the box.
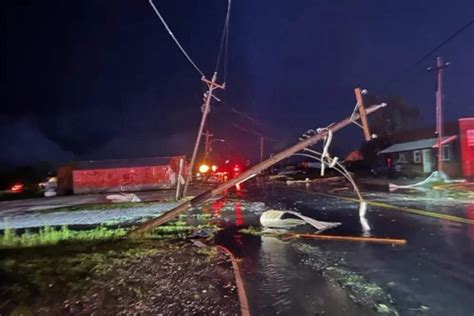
[1,181,473,315]
[219,182,474,316]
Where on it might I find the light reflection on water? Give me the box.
[211,181,474,315]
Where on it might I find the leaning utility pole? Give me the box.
[428,57,449,175]
[129,98,386,236]
[182,73,225,197]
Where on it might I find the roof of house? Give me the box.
[378,139,436,154]
[386,121,460,143]
[74,156,179,170]
[378,136,457,154]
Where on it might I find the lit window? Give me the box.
[398,152,407,163]
[442,144,451,161]
[413,150,421,163]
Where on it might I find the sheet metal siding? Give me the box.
[73,165,176,194]
[459,118,474,178]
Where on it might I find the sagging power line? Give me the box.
[148,0,205,77]
[148,0,233,197]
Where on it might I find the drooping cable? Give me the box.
[215,0,232,81]
[149,0,204,77]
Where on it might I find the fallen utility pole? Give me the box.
[129,101,387,236]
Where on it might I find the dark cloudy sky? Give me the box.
[1,0,473,169]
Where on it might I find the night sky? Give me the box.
[1,0,473,169]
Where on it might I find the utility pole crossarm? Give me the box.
[354,88,372,142]
[202,76,225,89]
[182,72,225,197]
[129,101,387,236]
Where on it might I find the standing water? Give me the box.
[202,182,474,315]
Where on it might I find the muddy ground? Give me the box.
[0,239,240,315]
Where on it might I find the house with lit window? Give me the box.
[377,118,474,179]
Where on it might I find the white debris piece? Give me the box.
[260,210,341,231]
[44,190,57,197]
[106,193,141,203]
[40,177,58,197]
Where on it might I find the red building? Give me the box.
[459,118,474,179]
[58,156,186,194]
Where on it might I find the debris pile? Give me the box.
[260,209,341,231]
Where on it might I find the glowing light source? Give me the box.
[11,183,24,193]
[199,164,210,173]
[211,165,218,172]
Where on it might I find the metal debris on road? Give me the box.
[259,210,341,231]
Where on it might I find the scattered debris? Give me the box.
[44,190,57,197]
[283,233,407,245]
[130,101,386,234]
[259,210,341,231]
[39,177,58,197]
[106,193,141,203]
[286,178,312,185]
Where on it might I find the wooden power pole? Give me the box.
[203,130,214,162]
[129,100,386,236]
[428,57,449,175]
[182,73,224,197]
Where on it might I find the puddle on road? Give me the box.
[200,178,474,315]
[2,182,472,315]
[196,197,395,315]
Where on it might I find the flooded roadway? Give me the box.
[1,181,473,315]
[213,182,474,315]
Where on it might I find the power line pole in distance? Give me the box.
[428,57,450,175]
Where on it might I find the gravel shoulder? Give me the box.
[0,239,240,315]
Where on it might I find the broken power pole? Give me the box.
[129,96,386,236]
